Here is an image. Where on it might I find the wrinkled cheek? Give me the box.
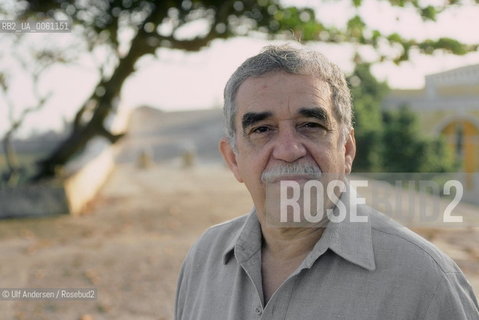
[237,155,262,183]
[315,152,340,173]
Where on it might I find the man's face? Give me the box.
[220,71,356,213]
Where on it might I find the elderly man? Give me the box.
[175,44,479,319]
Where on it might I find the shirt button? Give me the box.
[255,306,263,316]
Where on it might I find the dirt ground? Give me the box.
[0,162,478,320]
[0,163,252,320]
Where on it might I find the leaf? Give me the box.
[347,15,365,38]
[352,0,362,7]
[387,33,403,43]
[420,6,437,21]
[436,37,468,55]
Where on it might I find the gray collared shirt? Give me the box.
[175,192,479,319]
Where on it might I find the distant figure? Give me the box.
[175,44,479,319]
[181,150,195,168]
[136,148,153,169]
[181,142,196,168]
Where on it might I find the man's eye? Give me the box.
[251,126,271,134]
[300,122,323,129]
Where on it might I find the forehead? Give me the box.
[235,71,332,117]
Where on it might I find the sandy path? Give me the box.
[0,164,252,320]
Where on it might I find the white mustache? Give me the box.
[261,163,322,183]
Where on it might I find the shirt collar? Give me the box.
[222,184,376,271]
[302,186,376,271]
[222,209,261,265]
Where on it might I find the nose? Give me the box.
[271,125,307,162]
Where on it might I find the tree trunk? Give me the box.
[31,24,157,181]
[30,2,221,181]
[2,130,19,185]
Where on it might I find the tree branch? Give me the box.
[98,125,126,143]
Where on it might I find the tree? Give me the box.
[381,105,456,173]
[349,64,456,173]
[348,63,389,172]
[0,34,74,185]
[4,0,478,180]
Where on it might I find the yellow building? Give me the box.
[384,64,479,203]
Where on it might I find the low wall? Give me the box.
[64,142,120,215]
[64,106,131,215]
[0,107,131,218]
[0,143,120,218]
[0,182,69,218]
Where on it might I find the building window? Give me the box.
[455,124,464,161]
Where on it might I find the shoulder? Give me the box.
[361,207,479,318]
[365,206,479,316]
[175,214,249,319]
[177,213,249,294]
[182,213,249,266]
[367,207,462,275]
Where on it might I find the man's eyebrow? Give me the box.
[298,107,330,122]
[241,111,273,130]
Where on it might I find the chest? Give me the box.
[180,253,429,320]
[261,254,304,303]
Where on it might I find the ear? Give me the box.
[219,138,244,183]
[343,129,356,174]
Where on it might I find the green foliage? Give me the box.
[421,136,457,172]
[420,5,437,21]
[381,105,456,172]
[13,0,479,63]
[347,15,366,39]
[381,105,423,172]
[350,65,456,173]
[348,64,388,172]
[352,0,363,7]
[273,7,323,40]
[419,38,469,55]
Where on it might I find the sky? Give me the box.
[1,0,479,138]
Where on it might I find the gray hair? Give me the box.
[223,44,352,150]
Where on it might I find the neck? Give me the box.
[260,224,325,260]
